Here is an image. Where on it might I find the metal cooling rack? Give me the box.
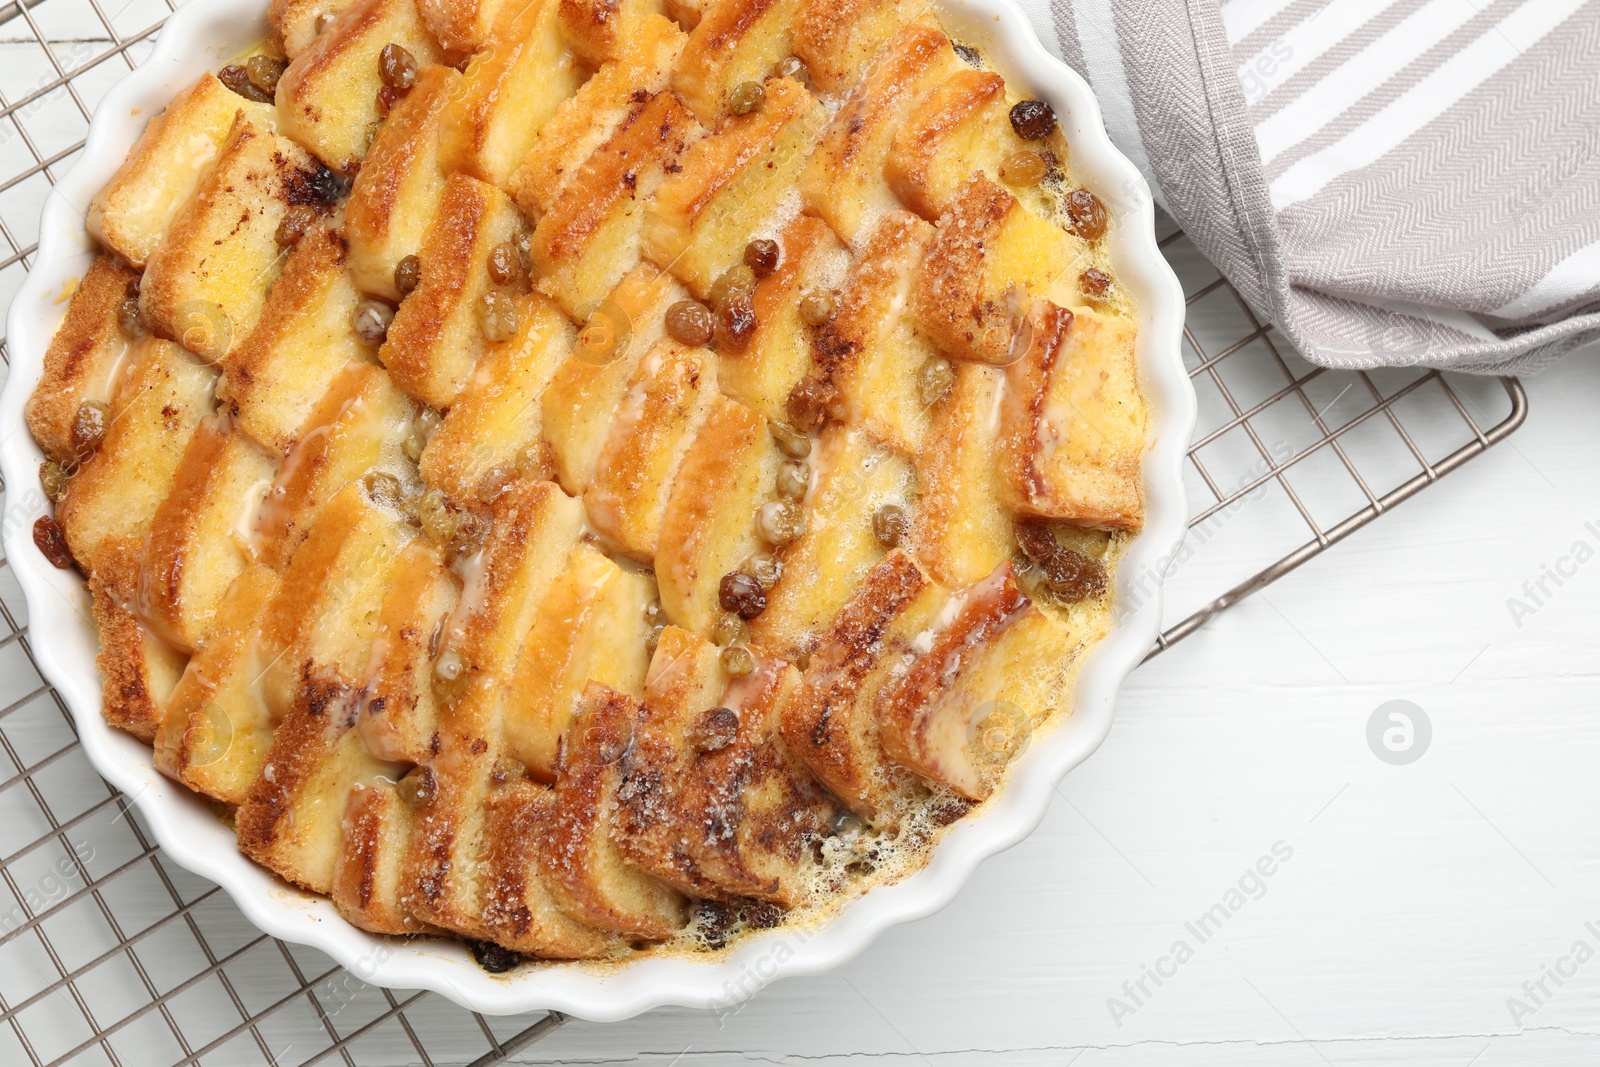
[0,1,1527,1063]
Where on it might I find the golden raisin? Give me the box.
[117,297,144,340]
[33,516,73,569]
[798,289,836,327]
[39,461,67,503]
[786,376,839,432]
[872,503,910,547]
[362,470,404,510]
[711,612,745,647]
[728,81,764,115]
[490,756,526,784]
[709,264,757,311]
[1000,151,1048,188]
[396,766,437,807]
[477,291,520,342]
[1080,267,1112,302]
[486,241,524,286]
[1066,188,1108,241]
[776,460,808,500]
[755,499,805,547]
[665,299,715,346]
[769,421,811,459]
[246,54,286,96]
[70,400,109,458]
[218,64,272,103]
[394,254,422,296]
[378,43,418,89]
[743,552,783,588]
[773,55,809,85]
[720,646,755,678]
[917,356,955,406]
[743,239,780,278]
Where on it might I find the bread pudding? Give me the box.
[26,0,1147,966]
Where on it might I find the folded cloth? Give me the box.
[1017,0,1600,373]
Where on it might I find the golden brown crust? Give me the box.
[998,303,1146,530]
[480,779,624,956]
[672,0,801,125]
[140,420,276,652]
[529,89,698,318]
[379,172,522,408]
[542,682,688,938]
[641,75,825,298]
[138,114,315,364]
[437,0,583,186]
[276,0,446,174]
[56,339,216,573]
[558,0,667,63]
[87,74,273,267]
[799,20,958,245]
[780,550,937,819]
[885,69,1007,220]
[791,0,912,93]
[218,225,371,454]
[343,63,461,300]
[154,564,282,804]
[89,537,188,743]
[26,256,137,466]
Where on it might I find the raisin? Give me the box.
[743,238,780,277]
[786,376,839,432]
[872,504,910,547]
[1009,99,1056,141]
[1080,267,1112,301]
[486,241,524,286]
[379,43,418,89]
[33,516,73,569]
[728,81,764,115]
[688,706,740,752]
[665,299,714,346]
[1066,188,1108,242]
[1000,150,1047,188]
[719,571,767,620]
[275,204,317,247]
[246,54,286,96]
[1016,521,1108,601]
[466,939,522,973]
[218,64,272,103]
[394,254,422,296]
[719,293,758,349]
[799,288,835,326]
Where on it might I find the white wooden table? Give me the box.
[527,346,1600,1063]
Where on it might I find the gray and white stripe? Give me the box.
[1020,0,1600,372]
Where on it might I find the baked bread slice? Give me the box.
[29,0,1146,965]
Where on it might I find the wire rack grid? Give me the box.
[0,0,1527,1064]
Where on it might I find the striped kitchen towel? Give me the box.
[1019,0,1600,373]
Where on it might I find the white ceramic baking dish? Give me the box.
[0,0,1192,1021]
